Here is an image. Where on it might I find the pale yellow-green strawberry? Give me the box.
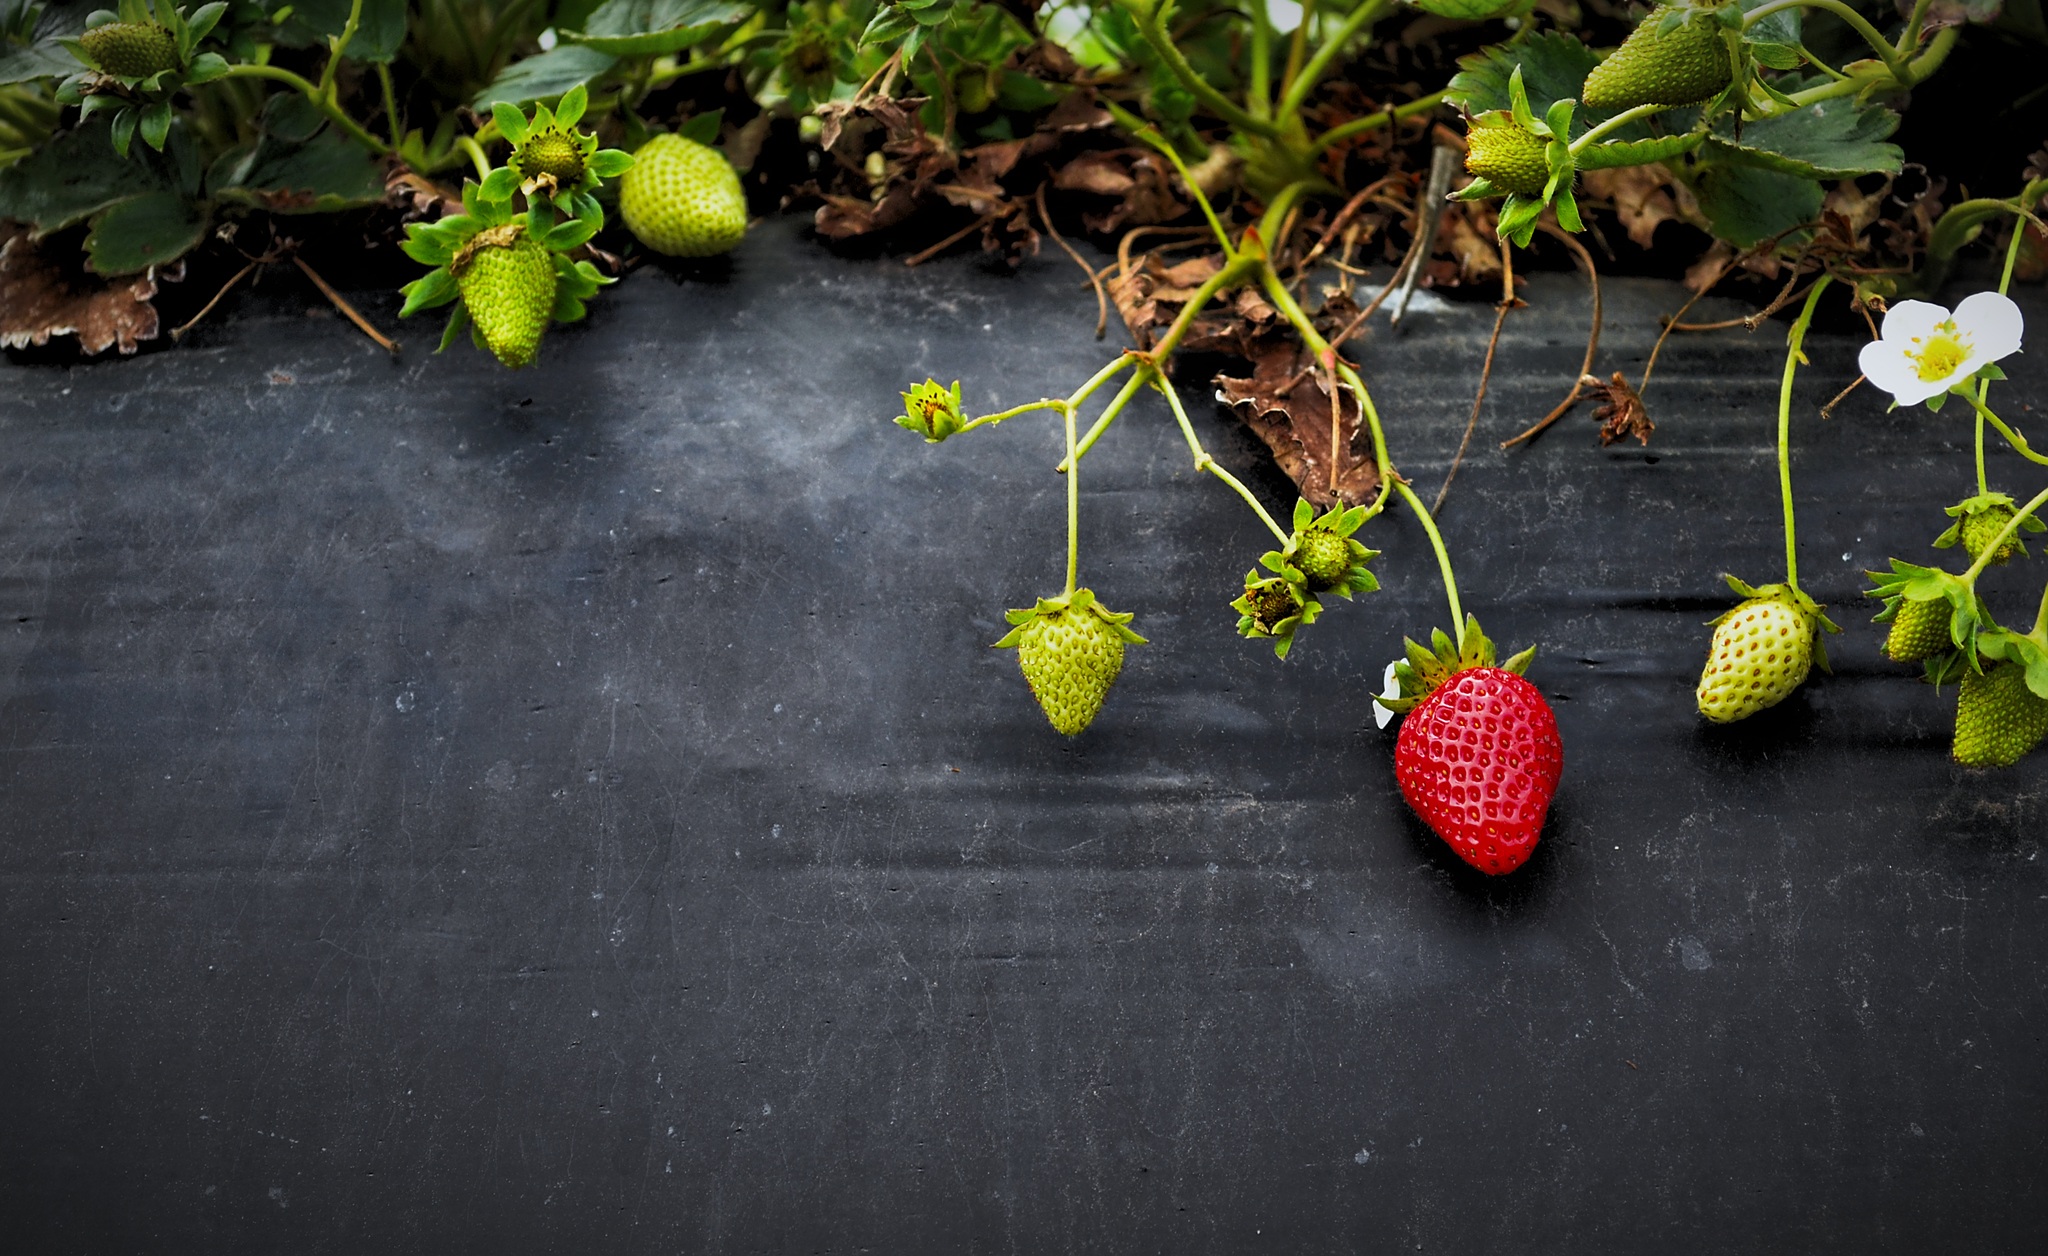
[452,226,556,370]
[80,20,179,79]
[1464,119,1552,196]
[1961,502,2026,565]
[619,134,747,258]
[1582,5,1733,111]
[1953,661,2048,768]
[1697,581,1833,723]
[1881,596,1952,663]
[513,126,586,190]
[993,588,1146,736]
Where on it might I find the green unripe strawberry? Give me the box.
[1290,530,1354,592]
[1960,502,2025,565]
[452,226,556,370]
[514,127,586,187]
[1464,120,1552,196]
[619,134,747,258]
[1952,661,2048,768]
[993,588,1146,736]
[1697,583,1826,723]
[1881,596,1952,663]
[1582,6,1733,111]
[80,20,179,79]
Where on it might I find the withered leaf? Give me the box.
[1586,372,1655,446]
[0,225,177,356]
[1215,340,1381,508]
[1581,163,1683,250]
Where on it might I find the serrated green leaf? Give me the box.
[564,0,748,56]
[1706,97,1902,179]
[83,187,206,274]
[1741,0,1801,65]
[207,99,383,213]
[0,121,164,233]
[472,44,618,109]
[1692,157,1821,249]
[0,0,87,85]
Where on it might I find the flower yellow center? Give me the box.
[1906,325,1970,383]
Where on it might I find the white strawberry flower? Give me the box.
[1373,660,1400,730]
[1858,292,2024,407]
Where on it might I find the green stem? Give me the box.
[1899,0,1935,54]
[1962,392,2048,468]
[456,134,492,181]
[1774,27,1956,112]
[2031,578,2048,639]
[1977,185,2043,492]
[1149,255,1262,360]
[1064,373,1147,469]
[1257,264,1395,507]
[960,399,1067,433]
[1155,370,1290,542]
[1118,0,1279,139]
[1778,276,1833,592]
[1394,480,1466,649]
[319,0,366,98]
[1275,0,1390,123]
[1963,485,2048,583]
[1123,118,1240,256]
[1307,91,1446,156]
[1065,390,1080,596]
[219,63,391,154]
[1976,408,1989,497]
[1742,0,1908,80]
[1570,102,1667,153]
[376,61,401,148]
[1249,0,1273,122]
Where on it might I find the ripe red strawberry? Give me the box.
[1381,617,1562,875]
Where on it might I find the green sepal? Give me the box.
[1978,632,2048,702]
[478,165,520,202]
[492,101,530,147]
[1231,568,1322,659]
[139,100,171,151]
[1261,499,1379,600]
[555,83,588,130]
[398,266,459,316]
[993,587,1147,648]
[1498,193,1543,248]
[435,302,471,354]
[1377,614,1531,715]
[896,379,966,442]
[1452,176,1502,202]
[1933,491,2044,558]
[588,148,634,178]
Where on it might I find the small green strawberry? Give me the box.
[1696,576,1839,723]
[1952,660,2048,768]
[1581,2,1734,111]
[1879,595,1953,663]
[79,20,179,79]
[1933,492,2044,566]
[993,588,1146,735]
[1271,499,1379,598]
[619,133,748,258]
[490,86,634,211]
[1464,115,1551,196]
[452,226,555,370]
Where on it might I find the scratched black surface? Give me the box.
[2,219,2045,1253]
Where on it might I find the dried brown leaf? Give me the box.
[0,225,177,356]
[1581,164,1681,250]
[1585,372,1654,446]
[1215,340,1381,508]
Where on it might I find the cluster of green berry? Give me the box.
[396,88,749,369]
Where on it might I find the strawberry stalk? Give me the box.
[1155,371,1289,543]
[1392,480,1467,651]
[1968,190,2048,492]
[1778,276,1833,593]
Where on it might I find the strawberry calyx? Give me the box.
[1864,560,1984,671]
[1713,574,1840,662]
[1452,66,1583,247]
[992,587,1148,648]
[1934,490,2044,565]
[1376,614,1536,716]
[397,184,611,362]
[896,379,966,443]
[1232,570,1322,658]
[491,86,634,213]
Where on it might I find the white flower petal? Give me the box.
[1372,660,1399,729]
[1877,299,1950,345]
[1860,338,1947,406]
[1953,291,2024,364]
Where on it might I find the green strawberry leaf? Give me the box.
[473,45,619,110]
[1574,129,1705,171]
[207,95,384,214]
[264,0,406,63]
[82,185,207,274]
[1705,95,1902,179]
[0,0,88,85]
[0,116,166,231]
[1740,0,1802,68]
[564,0,749,56]
[1690,156,1822,249]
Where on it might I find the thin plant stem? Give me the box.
[1065,393,1080,596]
[1064,373,1147,469]
[1155,373,1290,543]
[1778,276,1834,591]
[221,64,391,154]
[2032,579,2048,638]
[1742,0,1909,80]
[1275,0,1390,122]
[1308,91,1444,155]
[961,400,1067,433]
[1124,121,1240,257]
[1394,480,1466,649]
[1975,189,2042,493]
[1249,0,1273,122]
[1570,102,1667,153]
[319,0,367,98]
[1118,0,1277,139]
[1962,392,2048,467]
[1257,264,1394,502]
[456,134,492,181]
[376,62,401,148]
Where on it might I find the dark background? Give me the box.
[3,221,2044,1252]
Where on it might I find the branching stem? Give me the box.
[1155,370,1290,543]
